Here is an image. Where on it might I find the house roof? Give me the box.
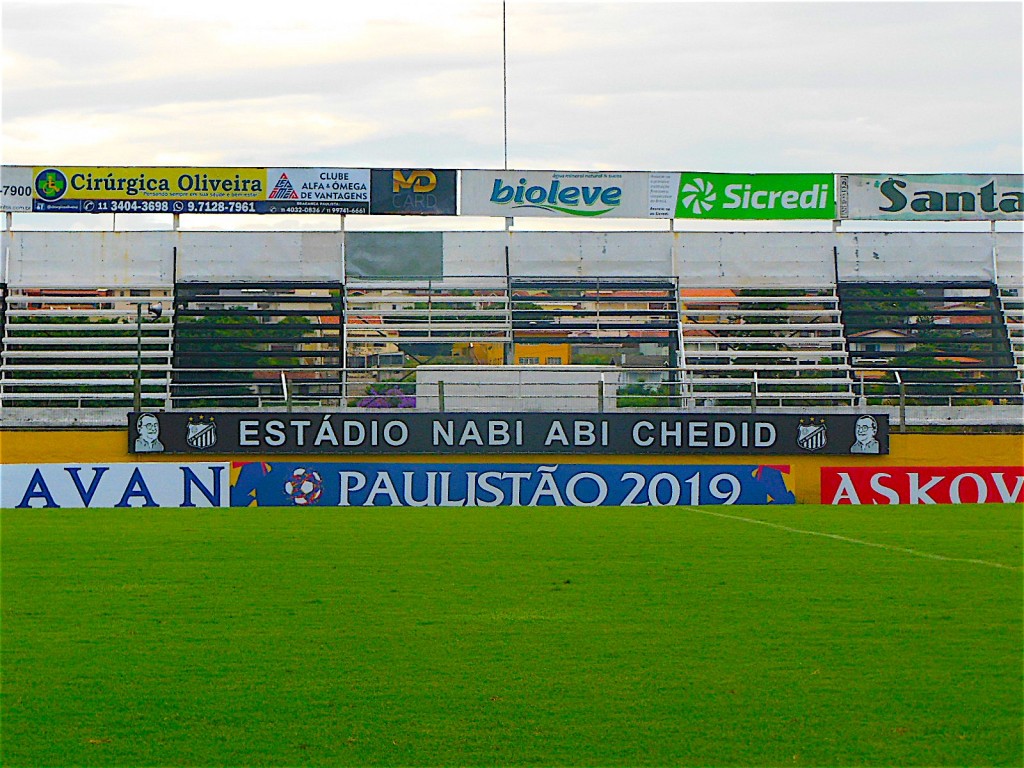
[848,329,913,339]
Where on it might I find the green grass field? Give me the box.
[2,504,1021,767]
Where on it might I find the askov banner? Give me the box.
[821,466,1024,505]
[460,170,654,218]
[17,166,455,215]
[839,174,1024,221]
[671,172,836,220]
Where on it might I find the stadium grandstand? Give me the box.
[1,214,1021,426]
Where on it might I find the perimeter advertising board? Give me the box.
[821,466,1024,504]
[232,461,796,507]
[460,170,654,218]
[839,174,1023,221]
[0,461,795,507]
[1,165,33,212]
[2,463,229,508]
[129,412,889,456]
[3,166,456,215]
[659,172,837,220]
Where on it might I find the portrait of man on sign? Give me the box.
[135,413,165,453]
[850,415,880,454]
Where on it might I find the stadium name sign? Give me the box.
[130,412,889,456]
[839,174,1024,221]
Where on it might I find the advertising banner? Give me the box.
[839,174,1023,221]
[232,461,796,507]
[263,168,369,214]
[460,170,654,218]
[130,411,889,456]
[31,166,268,214]
[821,466,1024,505]
[370,169,457,215]
[1,463,230,508]
[1,166,33,212]
[672,172,836,220]
[17,166,455,215]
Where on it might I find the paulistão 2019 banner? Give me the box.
[232,462,796,507]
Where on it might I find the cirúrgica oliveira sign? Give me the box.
[129,412,889,457]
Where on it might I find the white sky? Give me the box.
[1,0,1021,230]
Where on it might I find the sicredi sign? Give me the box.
[460,170,653,218]
[839,174,1023,221]
[673,172,836,220]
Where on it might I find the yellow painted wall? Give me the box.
[2,430,1021,504]
[513,343,571,365]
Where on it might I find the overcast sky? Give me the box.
[3,0,1022,171]
[1,0,1021,230]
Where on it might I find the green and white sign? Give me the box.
[839,174,1023,221]
[673,172,835,220]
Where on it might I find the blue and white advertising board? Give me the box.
[2,463,230,508]
[231,462,796,507]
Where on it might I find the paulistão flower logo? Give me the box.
[679,177,717,215]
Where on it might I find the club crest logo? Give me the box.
[186,415,218,449]
[796,417,828,452]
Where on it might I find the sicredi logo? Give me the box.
[678,178,717,215]
[675,173,834,219]
[488,177,622,216]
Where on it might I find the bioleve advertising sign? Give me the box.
[839,173,1023,221]
[460,170,653,218]
[821,466,1024,505]
[671,172,836,220]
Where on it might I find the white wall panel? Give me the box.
[509,232,673,277]
[995,232,1023,288]
[6,231,173,287]
[675,232,836,287]
[177,232,342,282]
[836,232,995,283]
[441,231,507,277]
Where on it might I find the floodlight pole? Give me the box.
[502,1,508,170]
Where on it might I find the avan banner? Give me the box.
[460,170,654,218]
[821,466,1024,505]
[231,461,796,507]
[130,412,889,457]
[1,463,230,508]
[839,174,1023,221]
